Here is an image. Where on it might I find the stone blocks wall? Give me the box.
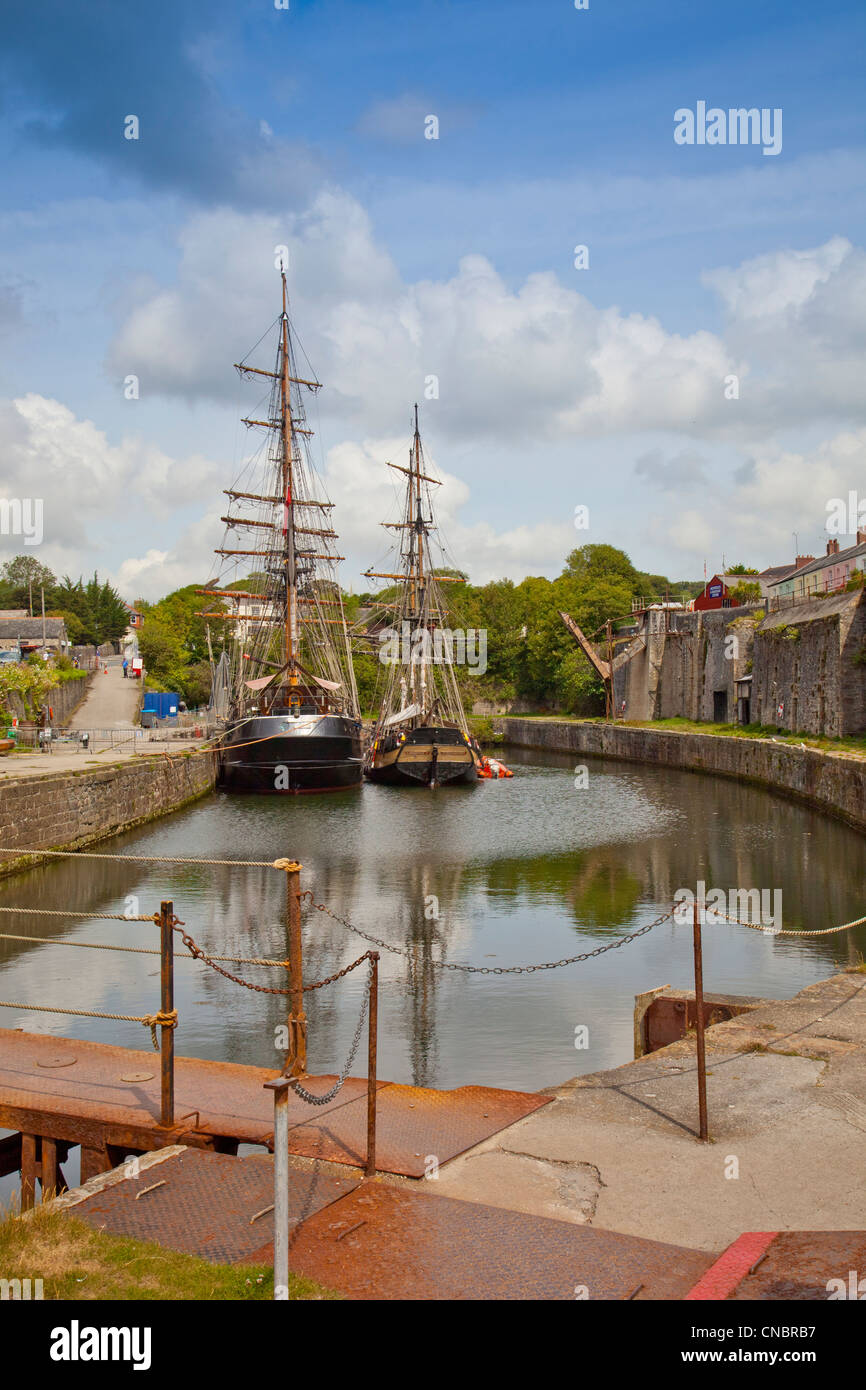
[0,752,218,873]
[499,718,866,834]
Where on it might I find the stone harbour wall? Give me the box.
[0,751,218,875]
[499,718,866,834]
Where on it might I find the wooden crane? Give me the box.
[559,611,646,720]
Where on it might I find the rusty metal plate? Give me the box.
[74,1149,359,1266]
[0,1028,381,1145]
[729,1231,866,1300]
[286,1083,552,1177]
[289,1182,714,1300]
[0,1029,550,1178]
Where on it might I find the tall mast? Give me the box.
[414,403,424,619]
[280,270,298,686]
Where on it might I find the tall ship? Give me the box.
[201,270,362,793]
[363,405,479,787]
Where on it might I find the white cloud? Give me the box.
[0,393,224,591]
[704,236,851,320]
[649,428,866,573]
[107,194,748,445]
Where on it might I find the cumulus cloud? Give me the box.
[114,196,866,452]
[649,428,866,573]
[0,393,224,587]
[112,431,574,599]
[108,191,749,445]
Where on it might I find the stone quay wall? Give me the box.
[499,718,866,834]
[0,751,218,876]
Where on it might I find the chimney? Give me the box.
[795,554,814,570]
[857,530,866,546]
[826,538,840,555]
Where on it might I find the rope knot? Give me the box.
[143,1008,178,1051]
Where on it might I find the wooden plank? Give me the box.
[41,1136,58,1201]
[20,1133,37,1211]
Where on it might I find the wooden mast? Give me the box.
[280,269,298,692]
[411,404,427,717]
[414,404,424,617]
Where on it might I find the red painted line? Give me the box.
[684,1231,778,1300]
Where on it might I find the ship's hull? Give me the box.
[364,725,478,787]
[217,714,363,794]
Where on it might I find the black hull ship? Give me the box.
[218,713,362,794]
[363,405,479,788]
[202,270,361,795]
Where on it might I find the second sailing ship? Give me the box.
[363,405,479,787]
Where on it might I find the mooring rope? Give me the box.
[0,1001,177,1050]
[0,930,289,967]
[0,906,156,921]
[719,912,866,938]
[0,848,279,868]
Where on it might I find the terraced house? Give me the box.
[769,535,866,602]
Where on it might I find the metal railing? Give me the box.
[0,853,382,1250]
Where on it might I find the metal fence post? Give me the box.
[365,952,379,1178]
[692,899,709,1142]
[274,859,306,1077]
[265,1076,293,1300]
[159,900,175,1128]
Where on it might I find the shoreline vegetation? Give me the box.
[122,544,704,713]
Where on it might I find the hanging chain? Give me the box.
[291,960,372,1106]
[298,891,675,973]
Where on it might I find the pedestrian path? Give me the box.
[67,662,141,730]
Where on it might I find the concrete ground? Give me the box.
[0,739,209,780]
[431,972,866,1252]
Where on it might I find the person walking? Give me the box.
[122,657,129,678]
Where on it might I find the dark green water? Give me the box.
[1,746,864,1095]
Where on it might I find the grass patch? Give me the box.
[614,717,866,757]
[0,1206,339,1301]
[496,713,866,756]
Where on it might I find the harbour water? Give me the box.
[1,745,864,1097]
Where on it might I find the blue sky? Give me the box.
[1,0,865,596]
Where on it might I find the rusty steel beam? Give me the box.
[366,953,379,1178]
[0,1103,215,1157]
[80,1146,113,1183]
[559,611,611,680]
[160,901,175,1129]
[693,900,709,1142]
[280,862,306,1078]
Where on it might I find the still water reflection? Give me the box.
[1,746,864,1095]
